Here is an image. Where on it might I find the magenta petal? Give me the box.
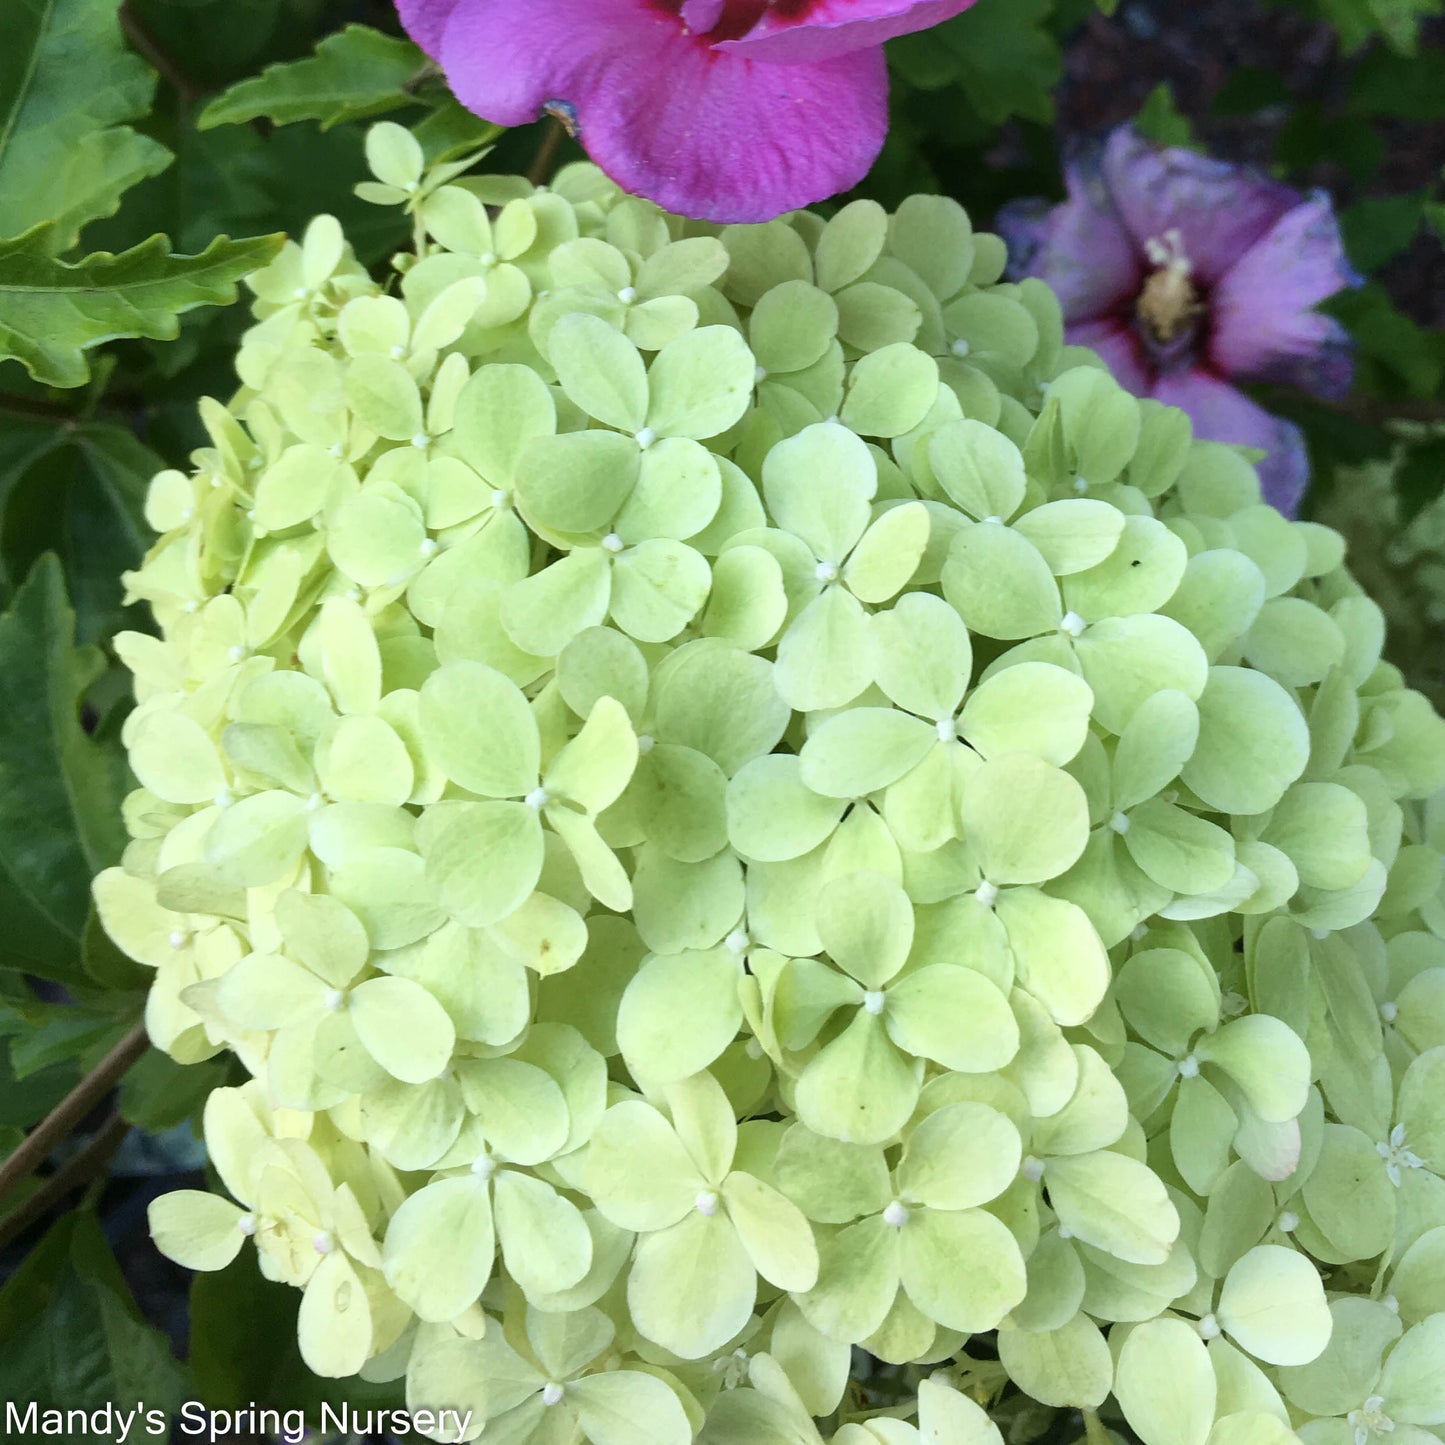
[1068,319,1151,395]
[998,160,1141,324]
[395,0,463,58]
[1209,191,1359,399]
[1153,368,1309,515]
[1101,128,1299,286]
[438,0,889,222]
[720,0,977,62]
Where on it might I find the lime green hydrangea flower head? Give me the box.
[95,120,1445,1444]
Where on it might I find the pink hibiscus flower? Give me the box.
[396,0,978,222]
[998,127,1361,515]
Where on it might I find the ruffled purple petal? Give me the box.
[1069,318,1151,395]
[1153,367,1309,515]
[437,0,889,222]
[1100,128,1299,286]
[998,157,1141,324]
[719,0,977,62]
[1209,190,1360,399]
[396,0,462,58]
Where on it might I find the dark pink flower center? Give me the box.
[658,0,819,43]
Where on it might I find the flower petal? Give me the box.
[1151,368,1309,516]
[998,162,1141,323]
[437,0,888,222]
[1209,191,1359,399]
[1069,318,1151,395]
[396,0,462,57]
[720,0,978,63]
[1100,128,1299,285]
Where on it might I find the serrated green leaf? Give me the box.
[0,228,282,387]
[0,556,129,979]
[199,25,427,131]
[0,0,173,253]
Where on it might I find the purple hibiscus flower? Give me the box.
[396,0,976,223]
[997,126,1361,515]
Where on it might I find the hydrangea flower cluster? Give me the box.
[95,122,1445,1445]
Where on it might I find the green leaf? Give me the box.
[0,1209,189,1413]
[0,556,129,979]
[0,228,283,388]
[199,25,428,131]
[0,422,156,644]
[119,1048,231,1133]
[895,0,1061,125]
[1133,83,1198,148]
[0,0,173,252]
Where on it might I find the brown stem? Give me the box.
[0,393,83,424]
[0,1114,130,1253]
[527,117,567,187]
[119,1,204,111]
[0,1022,148,1207]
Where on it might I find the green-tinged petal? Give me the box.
[1113,690,1200,811]
[962,754,1089,886]
[493,1169,593,1298]
[1115,1318,1217,1445]
[780,590,880,720]
[586,1099,704,1230]
[798,1214,901,1343]
[996,1314,1112,1409]
[1073,614,1209,736]
[994,887,1110,1028]
[1043,1151,1179,1265]
[647,325,756,440]
[350,975,455,1083]
[816,870,915,988]
[501,548,612,657]
[417,801,545,928]
[844,502,930,605]
[794,1010,920,1146]
[1123,799,1237,896]
[617,949,743,1084]
[885,966,1020,1072]
[570,1372,693,1445]
[898,1206,1027,1332]
[1194,1015,1310,1125]
[763,422,876,561]
[1217,1245,1332,1367]
[550,312,648,431]
[943,523,1061,640]
[773,1125,892,1225]
[728,754,846,863]
[1378,1314,1445,1423]
[929,419,1026,521]
[419,661,539,798]
[298,1249,371,1378]
[147,1190,248,1271]
[958,662,1094,766]
[722,1171,819,1291]
[1013,500,1126,576]
[898,1101,1022,1209]
[546,694,638,814]
[515,430,640,534]
[870,592,974,720]
[610,539,711,643]
[383,1176,494,1322]
[1182,667,1310,815]
[628,1208,757,1359]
